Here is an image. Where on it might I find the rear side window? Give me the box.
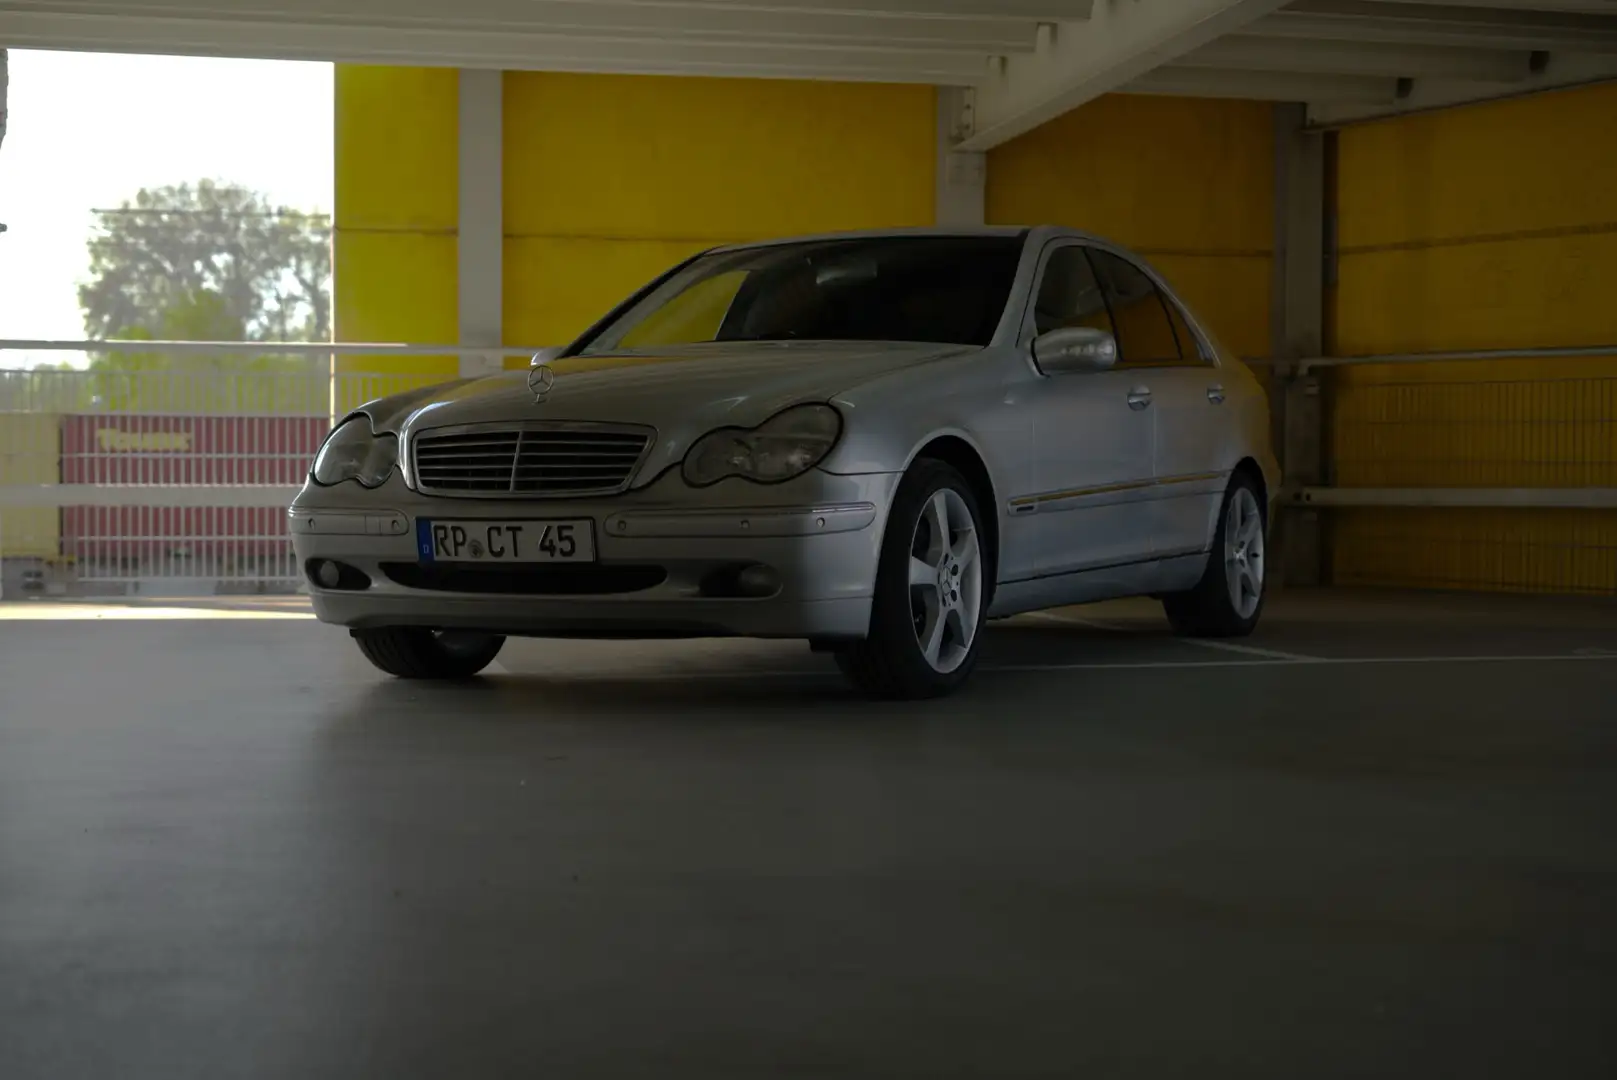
[1086,249,1185,366]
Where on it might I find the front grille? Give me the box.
[411,423,653,498]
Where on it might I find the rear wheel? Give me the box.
[1162,472,1266,638]
[352,627,506,679]
[835,459,988,700]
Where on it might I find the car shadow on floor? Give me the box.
[325,621,1245,728]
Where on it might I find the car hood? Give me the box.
[372,342,969,480]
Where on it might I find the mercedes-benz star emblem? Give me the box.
[528,359,556,404]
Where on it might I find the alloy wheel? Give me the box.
[1223,486,1265,620]
[907,488,983,673]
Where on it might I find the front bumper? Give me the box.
[288,469,900,640]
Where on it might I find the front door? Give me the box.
[1019,243,1157,578]
[1087,248,1228,559]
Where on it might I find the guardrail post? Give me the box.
[1270,102,1328,587]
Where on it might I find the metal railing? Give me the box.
[1284,344,1617,511]
[1275,343,1617,596]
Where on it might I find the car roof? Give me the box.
[705,225,1117,255]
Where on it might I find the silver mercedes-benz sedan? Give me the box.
[290,226,1278,699]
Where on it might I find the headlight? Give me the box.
[682,404,843,487]
[310,416,398,488]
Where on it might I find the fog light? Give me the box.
[736,565,780,598]
[697,563,781,599]
[307,559,371,591]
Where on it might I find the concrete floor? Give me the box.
[2,589,1615,1079]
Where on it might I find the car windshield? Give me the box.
[574,235,1025,355]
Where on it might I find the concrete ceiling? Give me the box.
[1,0,1615,143]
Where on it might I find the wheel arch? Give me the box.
[901,433,1001,589]
[1231,456,1269,522]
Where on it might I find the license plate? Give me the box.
[417,518,596,564]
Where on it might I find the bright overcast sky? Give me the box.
[0,49,333,366]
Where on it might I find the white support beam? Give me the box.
[0,486,302,510]
[458,68,503,380]
[1270,103,1327,587]
[1306,55,1617,125]
[0,12,993,84]
[935,87,986,226]
[1182,33,1533,83]
[1251,0,1617,53]
[1289,487,1617,510]
[1127,66,1398,103]
[5,0,1096,21]
[956,0,1290,151]
[1395,0,1617,11]
[0,2,1046,61]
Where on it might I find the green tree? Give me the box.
[79,179,331,345]
[76,180,332,415]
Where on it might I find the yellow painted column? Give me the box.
[1330,81,1617,594]
[501,73,937,360]
[333,65,461,408]
[986,94,1276,362]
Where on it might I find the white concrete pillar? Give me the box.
[935,86,986,227]
[1270,102,1328,587]
[458,68,504,378]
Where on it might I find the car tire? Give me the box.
[352,627,506,679]
[835,458,989,700]
[1162,470,1267,638]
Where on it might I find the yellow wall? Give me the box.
[985,94,1275,362]
[0,412,60,558]
[501,73,938,360]
[333,65,462,405]
[1330,81,1617,594]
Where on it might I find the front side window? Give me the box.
[1086,249,1185,366]
[576,235,1025,355]
[1031,246,1114,338]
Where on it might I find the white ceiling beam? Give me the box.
[0,11,990,82]
[0,2,1042,55]
[1306,52,1617,123]
[1183,33,1533,81]
[1252,1,1617,53]
[1356,0,1617,13]
[0,0,1094,26]
[653,0,1089,13]
[1127,65,1399,101]
[955,0,1292,152]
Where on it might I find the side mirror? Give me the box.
[1032,326,1118,375]
[530,347,564,366]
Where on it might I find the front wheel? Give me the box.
[835,459,989,700]
[1162,472,1267,638]
[352,627,506,679]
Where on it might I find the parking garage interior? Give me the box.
[2,1,1616,1076]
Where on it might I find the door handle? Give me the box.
[1127,387,1152,411]
[1207,384,1226,404]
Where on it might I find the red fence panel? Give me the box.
[59,414,329,561]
